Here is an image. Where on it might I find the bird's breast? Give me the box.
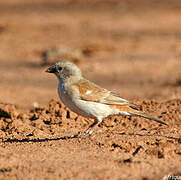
[58,83,92,117]
[58,83,72,107]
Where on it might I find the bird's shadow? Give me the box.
[3,135,78,143]
[2,132,181,144]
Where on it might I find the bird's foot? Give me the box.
[70,129,103,138]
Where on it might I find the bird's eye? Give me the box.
[58,67,62,71]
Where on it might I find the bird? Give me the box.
[45,61,167,137]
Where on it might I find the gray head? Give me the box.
[45,61,82,82]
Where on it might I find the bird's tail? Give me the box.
[109,104,168,125]
[129,110,168,126]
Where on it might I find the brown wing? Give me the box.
[72,79,138,107]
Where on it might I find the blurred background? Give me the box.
[0,0,181,109]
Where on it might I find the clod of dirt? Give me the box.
[81,43,115,56]
[132,145,143,156]
[174,78,181,87]
[0,25,6,33]
[158,150,164,159]
[0,103,18,119]
[0,167,12,173]
[0,109,11,119]
[123,157,133,163]
[41,46,83,65]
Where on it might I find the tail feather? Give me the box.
[129,110,168,126]
[109,104,168,125]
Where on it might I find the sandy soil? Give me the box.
[0,0,181,179]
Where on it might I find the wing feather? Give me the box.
[72,79,137,108]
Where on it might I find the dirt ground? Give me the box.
[0,0,181,179]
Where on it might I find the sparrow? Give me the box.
[46,61,167,137]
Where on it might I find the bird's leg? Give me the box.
[83,118,102,136]
[71,118,103,138]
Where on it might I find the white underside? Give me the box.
[58,83,130,120]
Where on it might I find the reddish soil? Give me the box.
[0,0,181,179]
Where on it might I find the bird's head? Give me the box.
[45,61,82,82]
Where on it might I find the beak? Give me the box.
[45,65,56,73]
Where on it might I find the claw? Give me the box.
[69,129,103,138]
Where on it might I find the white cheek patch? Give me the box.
[85,90,92,95]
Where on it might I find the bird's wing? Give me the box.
[102,92,138,108]
[72,79,137,108]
